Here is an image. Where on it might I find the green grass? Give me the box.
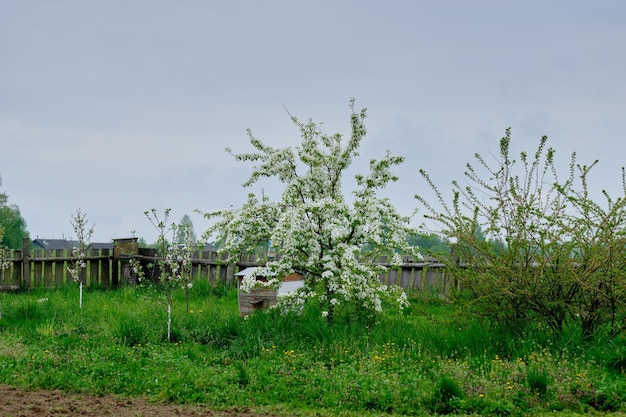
[0,282,625,416]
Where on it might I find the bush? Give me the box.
[417,129,626,340]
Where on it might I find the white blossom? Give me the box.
[202,100,420,320]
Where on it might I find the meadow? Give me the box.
[0,281,625,416]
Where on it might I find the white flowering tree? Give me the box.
[202,100,420,322]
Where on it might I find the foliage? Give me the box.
[406,232,450,256]
[0,174,29,250]
[176,214,197,245]
[553,163,626,338]
[201,100,420,322]
[0,285,625,415]
[417,128,626,339]
[135,237,149,248]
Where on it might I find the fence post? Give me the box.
[111,246,119,287]
[22,237,30,289]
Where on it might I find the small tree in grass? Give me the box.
[68,209,93,309]
[201,100,420,323]
[140,209,195,341]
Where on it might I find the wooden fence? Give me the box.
[0,239,454,294]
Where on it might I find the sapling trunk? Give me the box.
[167,301,171,342]
[186,285,189,314]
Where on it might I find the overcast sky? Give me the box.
[1,1,625,244]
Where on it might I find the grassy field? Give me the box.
[0,281,625,416]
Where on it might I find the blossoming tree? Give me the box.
[140,209,195,341]
[202,100,420,322]
[68,208,93,309]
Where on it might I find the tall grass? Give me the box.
[0,282,625,415]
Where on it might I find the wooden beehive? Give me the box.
[235,267,303,316]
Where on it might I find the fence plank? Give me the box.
[10,259,20,288]
[43,250,54,286]
[12,250,22,288]
[0,249,9,286]
[412,269,423,291]
[101,249,110,287]
[209,252,218,285]
[87,249,97,285]
[22,239,30,289]
[33,249,44,288]
[388,268,398,286]
[191,251,201,279]
[400,267,412,289]
[55,249,65,285]
[200,251,210,282]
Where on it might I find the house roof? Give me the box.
[32,238,113,251]
[32,238,79,250]
[202,243,216,252]
[89,242,114,250]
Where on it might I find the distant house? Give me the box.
[32,238,79,251]
[32,238,113,251]
[202,243,217,252]
[88,242,114,251]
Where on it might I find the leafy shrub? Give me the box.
[418,129,626,340]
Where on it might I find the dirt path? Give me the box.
[0,385,277,417]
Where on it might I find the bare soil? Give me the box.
[0,385,283,417]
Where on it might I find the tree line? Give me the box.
[0,175,29,250]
